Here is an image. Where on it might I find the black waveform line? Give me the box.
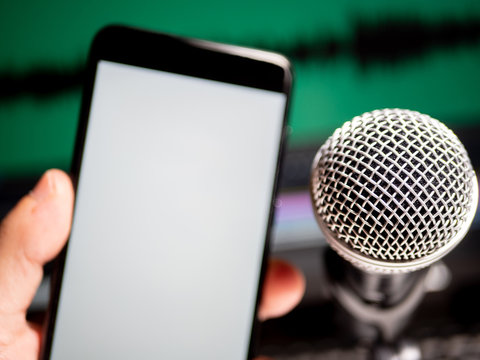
[1,17,479,101]
[268,17,480,65]
[0,64,84,102]
[352,17,480,65]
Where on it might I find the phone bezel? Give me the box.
[42,25,292,359]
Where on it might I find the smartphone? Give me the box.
[42,26,291,359]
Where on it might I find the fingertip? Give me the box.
[30,169,74,203]
[48,168,74,198]
[258,259,305,321]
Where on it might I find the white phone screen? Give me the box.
[50,60,286,359]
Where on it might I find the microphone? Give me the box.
[310,109,478,342]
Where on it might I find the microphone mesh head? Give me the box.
[311,109,478,273]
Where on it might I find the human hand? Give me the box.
[0,169,304,359]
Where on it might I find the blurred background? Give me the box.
[1,0,480,358]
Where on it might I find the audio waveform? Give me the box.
[0,17,479,101]
[270,17,480,65]
[0,64,84,101]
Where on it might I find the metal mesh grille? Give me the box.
[311,109,477,272]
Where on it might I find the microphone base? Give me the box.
[325,249,430,342]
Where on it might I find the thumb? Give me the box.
[0,169,74,317]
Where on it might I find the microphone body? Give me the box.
[310,109,478,344]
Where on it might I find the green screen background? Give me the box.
[1,0,480,177]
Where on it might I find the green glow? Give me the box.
[1,0,480,177]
